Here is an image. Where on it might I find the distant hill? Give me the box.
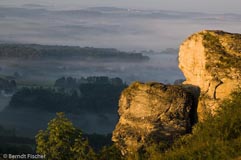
[0,44,149,61]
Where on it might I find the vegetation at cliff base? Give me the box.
[34,90,241,160]
[36,112,123,160]
[0,125,35,155]
[36,112,96,160]
[123,90,241,159]
[161,90,241,160]
[111,89,241,160]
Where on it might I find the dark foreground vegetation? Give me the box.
[1,76,241,159]
[161,90,241,160]
[128,90,241,160]
[0,123,114,158]
[32,90,241,160]
[0,90,240,159]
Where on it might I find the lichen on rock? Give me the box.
[112,30,241,156]
[112,82,196,155]
[179,30,241,120]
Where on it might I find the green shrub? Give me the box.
[162,91,241,160]
[36,112,96,160]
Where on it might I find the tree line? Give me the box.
[0,44,149,61]
[8,76,127,114]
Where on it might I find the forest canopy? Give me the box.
[7,76,127,114]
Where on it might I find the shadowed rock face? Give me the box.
[179,30,241,120]
[112,82,196,155]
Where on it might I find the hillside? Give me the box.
[0,44,149,61]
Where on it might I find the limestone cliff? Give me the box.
[179,30,241,119]
[112,82,196,155]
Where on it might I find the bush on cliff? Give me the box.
[162,90,241,160]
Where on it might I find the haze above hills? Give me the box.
[0,5,241,51]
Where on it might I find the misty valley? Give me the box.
[0,43,182,154]
[0,1,240,159]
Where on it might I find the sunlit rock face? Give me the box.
[112,30,241,156]
[179,30,241,120]
[112,82,195,155]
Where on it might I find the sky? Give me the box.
[1,0,241,14]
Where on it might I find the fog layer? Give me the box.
[0,5,241,136]
[0,6,241,51]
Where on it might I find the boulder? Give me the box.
[112,82,196,155]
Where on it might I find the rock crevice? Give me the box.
[112,30,241,155]
[112,82,197,155]
[179,30,241,119]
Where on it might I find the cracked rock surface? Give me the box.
[112,30,241,156]
[112,82,196,155]
[179,30,241,119]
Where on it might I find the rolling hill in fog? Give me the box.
[0,43,182,137]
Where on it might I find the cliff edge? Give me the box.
[179,30,241,119]
[112,30,241,156]
[112,82,196,155]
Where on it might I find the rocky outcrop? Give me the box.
[179,30,241,120]
[112,82,196,155]
[112,30,241,156]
